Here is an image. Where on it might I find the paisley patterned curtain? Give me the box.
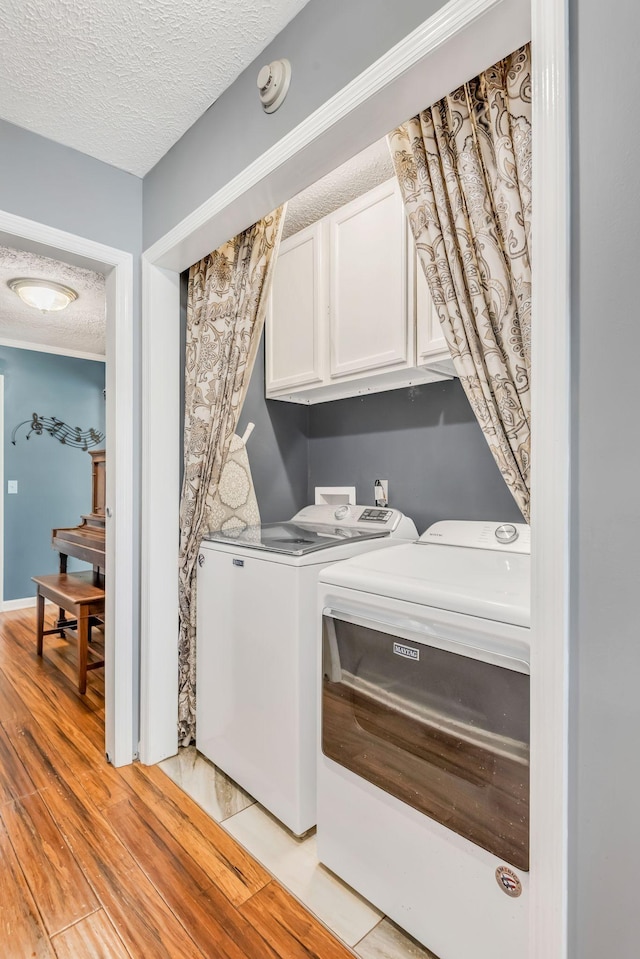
[178,207,286,745]
[388,45,532,519]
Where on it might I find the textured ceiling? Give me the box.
[282,137,395,239]
[0,246,105,355]
[0,0,311,176]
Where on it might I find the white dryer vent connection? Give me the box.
[257,59,291,113]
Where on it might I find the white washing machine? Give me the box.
[196,503,417,836]
[317,520,531,959]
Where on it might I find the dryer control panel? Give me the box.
[419,520,531,554]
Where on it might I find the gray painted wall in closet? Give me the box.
[237,336,309,523]
[240,364,521,533]
[179,272,308,523]
[307,380,522,534]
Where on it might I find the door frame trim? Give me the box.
[0,209,135,767]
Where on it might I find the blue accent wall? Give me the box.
[1,347,105,601]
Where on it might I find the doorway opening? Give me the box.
[141,0,570,954]
[0,212,135,767]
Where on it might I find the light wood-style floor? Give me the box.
[0,606,354,958]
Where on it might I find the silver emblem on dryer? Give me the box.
[393,642,420,661]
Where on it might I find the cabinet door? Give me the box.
[414,244,451,363]
[329,180,409,378]
[266,222,325,393]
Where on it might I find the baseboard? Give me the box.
[2,597,55,611]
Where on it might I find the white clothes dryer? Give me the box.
[196,504,417,836]
[317,520,531,959]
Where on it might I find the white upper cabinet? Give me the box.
[266,221,325,392]
[266,179,456,404]
[328,180,409,378]
[413,239,457,377]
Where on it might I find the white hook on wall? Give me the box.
[241,422,255,444]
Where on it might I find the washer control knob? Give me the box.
[495,524,518,545]
[334,505,350,520]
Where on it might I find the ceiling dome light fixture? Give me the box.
[8,277,78,313]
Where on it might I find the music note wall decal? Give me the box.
[11,413,105,451]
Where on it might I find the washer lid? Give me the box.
[203,521,388,556]
[320,540,531,627]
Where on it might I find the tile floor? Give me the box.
[160,746,437,958]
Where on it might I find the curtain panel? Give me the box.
[388,45,532,520]
[178,207,285,745]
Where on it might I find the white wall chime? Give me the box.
[257,59,291,113]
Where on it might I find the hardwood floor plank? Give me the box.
[106,795,214,894]
[0,816,57,959]
[105,796,280,959]
[51,910,131,959]
[76,765,137,813]
[0,608,358,959]
[120,762,270,904]
[0,722,38,806]
[44,631,105,711]
[1,720,65,790]
[1,650,104,751]
[0,793,99,936]
[2,710,103,789]
[39,779,205,959]
[240,882,355,959]
[1,611,104,722]
[0,664,31,723]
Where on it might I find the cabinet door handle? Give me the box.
[106,506,113,518]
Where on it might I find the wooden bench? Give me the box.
[32,572,105,694]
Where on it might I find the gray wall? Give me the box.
[179,271,308,522]
[143,0,446,247]
[0,119,141,251]
[568,0,640,955]
[241,355,520,534]
[1,347,105,600]
[238,334,308,523]
[308,380,522,534]
[181,305,514,534]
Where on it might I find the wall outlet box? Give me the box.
[374,479,388,506]
[7,480,17,494]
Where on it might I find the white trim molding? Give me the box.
[0,337,105,363]
[2,596,55,612]
[530,0,571,957]
[0,208,135,768]
[139,259,180,765]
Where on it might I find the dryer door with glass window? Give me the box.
[321,609,530,870]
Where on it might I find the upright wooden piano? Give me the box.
[52,449,105,590]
